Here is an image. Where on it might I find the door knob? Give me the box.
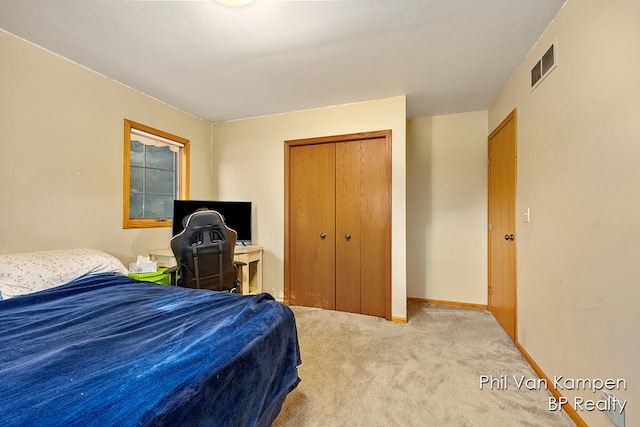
[320,232,326,240]
[345,233,351,241]
[504,234,514,241]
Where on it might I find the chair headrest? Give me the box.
[182,209,225,229]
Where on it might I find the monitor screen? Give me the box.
[172,200,252,243]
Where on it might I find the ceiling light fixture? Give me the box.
[217,0,255,6]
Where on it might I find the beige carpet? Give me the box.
[272,302,575,427]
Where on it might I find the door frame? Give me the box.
[284,130,392,320]
[488,109,518,341]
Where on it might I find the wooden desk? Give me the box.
[149,245,263,295]
[233,245,263,295]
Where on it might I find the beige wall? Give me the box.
[490,0,639,425]
[212,97,408,319]
[407,111,488,304]
[0,29,407,318]
[0,31,212,264]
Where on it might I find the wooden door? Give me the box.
[285,131,392,320]
[488,109,517,341]
[288,143,336,309]
[358,137,390,317]
[335,141,362,313]
[334,138,390,316]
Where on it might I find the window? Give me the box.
[123,119,190,228]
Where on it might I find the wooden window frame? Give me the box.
[123,119,190,229]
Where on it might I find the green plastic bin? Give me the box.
[128,269,171,285]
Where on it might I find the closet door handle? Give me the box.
[345,233,351,241]
[320,232,326,240]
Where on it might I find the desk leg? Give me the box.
[240,260,250,295]
[256,257,263,294]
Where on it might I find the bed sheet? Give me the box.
[0,273,300,427]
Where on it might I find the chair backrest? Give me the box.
[170,209,237,292]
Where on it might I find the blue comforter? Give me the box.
[0,274,301,427]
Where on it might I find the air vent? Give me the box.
[531,62,542,87]
[541,44,555,74]
[531,42,558,91]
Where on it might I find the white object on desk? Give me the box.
[148,246,263,295]
[129,255,158,273]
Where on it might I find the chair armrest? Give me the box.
[163,266,178,286]
[231,261,246,294]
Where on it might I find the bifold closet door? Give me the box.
[288,143,336,309]
[287,136,390,318]
[335,142,361,313]
[336,138,390,317]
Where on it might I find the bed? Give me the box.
[0,249,301,427]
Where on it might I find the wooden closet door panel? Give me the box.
[335,141,361,313]
[289,144,336,309]
[359,137,391,317]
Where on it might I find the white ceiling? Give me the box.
[0,0,566,123]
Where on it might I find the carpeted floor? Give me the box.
[272,302,575,426]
